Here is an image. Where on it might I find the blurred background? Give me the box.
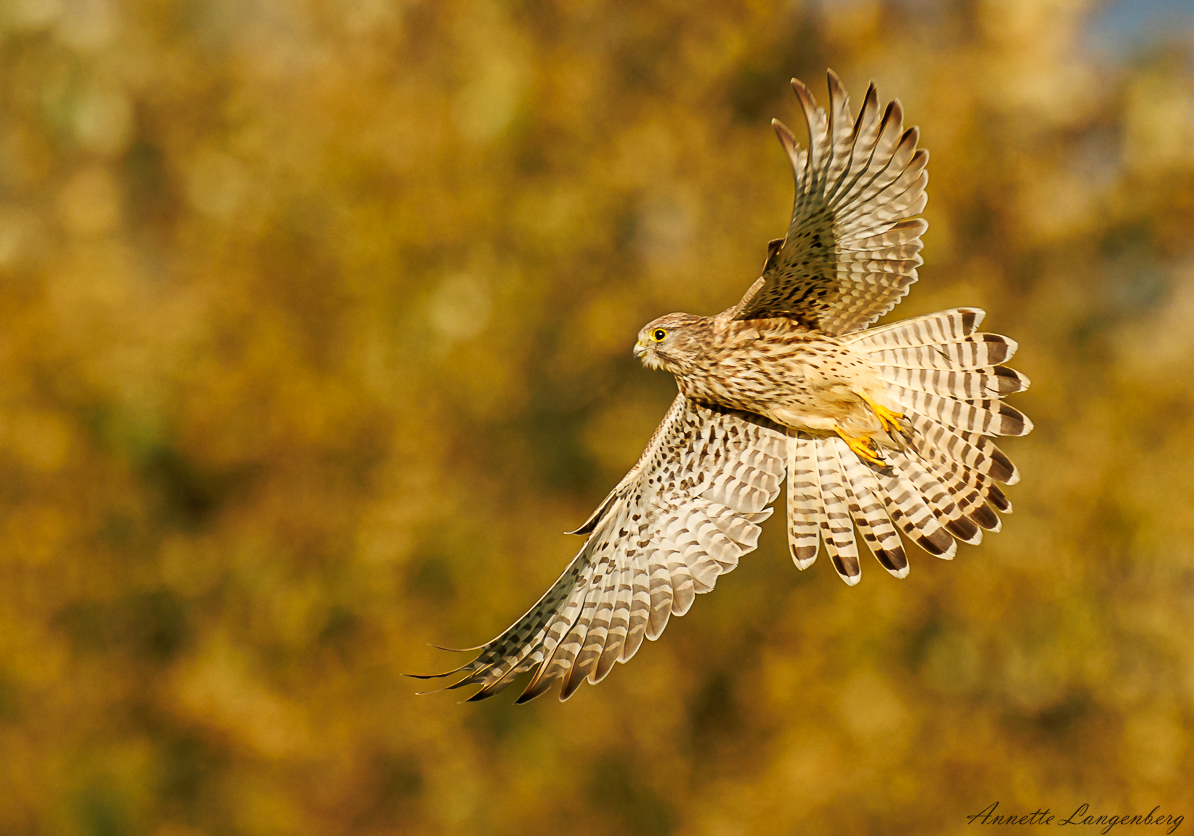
[2,0,1193,833]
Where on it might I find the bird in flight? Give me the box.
[415,71,1032,703]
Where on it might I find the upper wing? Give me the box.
[732,70,929,335]
[416,395,786,703]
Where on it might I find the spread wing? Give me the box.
[414,395,786,703]
[733,70,929,334]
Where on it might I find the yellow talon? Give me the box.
[835,427,888,469]
[860,393,905,437]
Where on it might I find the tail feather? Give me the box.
[777,307,1028,582]
[886,385,1031,437]
[877,365,1030,400]
[985,481,1011,513]
[908,415,1020,485]
[874,468,958,558]
[890,448,982,545]
[867,334,1017,371]
[816,439,862,584]
[847,307,983,350]
[783,431,958,565]
[787,433,822,568]
[837,449,909,576]
[905,430,1003,533]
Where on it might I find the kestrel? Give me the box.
[416,71,1032,703]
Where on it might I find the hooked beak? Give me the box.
[633,340,646,358]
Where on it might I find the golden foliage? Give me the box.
[1,1,1193,833]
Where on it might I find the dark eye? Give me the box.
[652,328,667,342]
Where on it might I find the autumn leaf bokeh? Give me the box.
[1,1,1193,834]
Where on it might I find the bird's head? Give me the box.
[633,312,708,374]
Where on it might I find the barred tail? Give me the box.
[786,308,1030,583]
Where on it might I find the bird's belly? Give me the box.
[681,349,893,438]
[767,389,860,433]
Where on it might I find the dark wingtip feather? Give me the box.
[406,656,476,680]
[875,545,909,577]
[790,77,820,138]
[592,647,622,684]
[950,307,986,334]
[981,334,1015,365]
[851,83,880,140]
[945,516,980,544]
[406,671,459,681]
[831,553,862,586]
[988,445,1017,484]
[428,640,488,652]
[970,504,1001,531]
[516,673,556,704]
[993,366,1030,394]
[997,403,1030,437]
[826,68,847,100]
[985,483,1011,512]
[559,664,588,701]
[790,544,818,570]
[772,118,799,154]
[415,674,477,696]
[921,526,956,556]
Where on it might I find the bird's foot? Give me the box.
[834,427,891,473]
[860,394,907,438]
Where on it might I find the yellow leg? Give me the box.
[834,427,888,468]
[860,393,905,437]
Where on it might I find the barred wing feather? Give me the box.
[734,70,928,334]
[781,308,1032,584]
[415,395,786,703]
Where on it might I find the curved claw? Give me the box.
[834,426,892,474]
[860,393,908,439]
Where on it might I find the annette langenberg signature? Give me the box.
[968,803,1183,834]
